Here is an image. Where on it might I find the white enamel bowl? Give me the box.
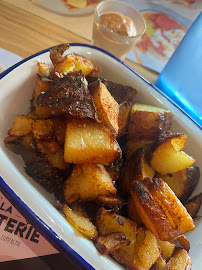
[0,44,201,269]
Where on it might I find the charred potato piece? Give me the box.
[94,232,130,255]
[119,148,155,194]
[150,133,195,175]
[4,135,22,145]
[157,166,200,203]
[50,44,70,66]
[63,164,116,204]
[87,76,137,104]
[36,73,98,121]
[127,103,172,141]
[25,154,69,194]
[64,118,121,165]
[8,115,34,137]
[96,194,123,209]
[63,204,98,240]
[184,192,202,218]
[92,81,119,135]
[131,178,195,242]
[165,248,192,270]
[127,196,142,226]
[117,100,131,138]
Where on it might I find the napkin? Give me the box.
[0,48,22,72]
[155,12,202,128]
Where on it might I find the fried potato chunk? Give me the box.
[53,52,100,76]
[157,239,175,260]
[138,229,160,269]
[165,248,192,270]
[63,164,116,204]
[63,204,98,240]
[154,256,166,270]
[96,208,160,270]
[127,103,172,141]
[119,148,155,194]
[64,118,121,165]
[157,166,200,203]
[32,74,51,105]
[117,100,131,138]
[184,192,202,218]
[92,81,119,135]
[150,133,195,175]
[36,141,69,170]
[8,115,34,137]
[96,208,137,269]
[131,178,195,242]
[94,232,130,254]
[176,235,190,252]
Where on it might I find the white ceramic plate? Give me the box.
[33,0,101,16]
[0,44,201,270]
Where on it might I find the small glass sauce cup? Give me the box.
[92,0,146,60]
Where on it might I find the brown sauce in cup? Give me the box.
[100,12,136,37]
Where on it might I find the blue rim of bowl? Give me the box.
[0,43,200,269]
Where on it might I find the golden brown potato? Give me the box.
[92,81,119,135]
[156,166,200,203]
[119,148,154,195]
[131,178,195,242]
[53,52,100,76]
[154,256,166,270]
[31,119,55,140]
[8,115,34,137]
[157,239,175,260]
[63,164,116,204]
[96,208,138,269]
[184,192,202,218]
[138,229,160,269]
[117,100,131,138]
[94,232,130,254]
[165,248,192,270]
[96,208,160,270]
[126,139,153,160]
[64,118,121,165]
[36,141,69,170]
[127,103,172,141]
[63,204,98,240]
[150,133,195,175]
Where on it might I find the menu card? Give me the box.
[0,191,58,262]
